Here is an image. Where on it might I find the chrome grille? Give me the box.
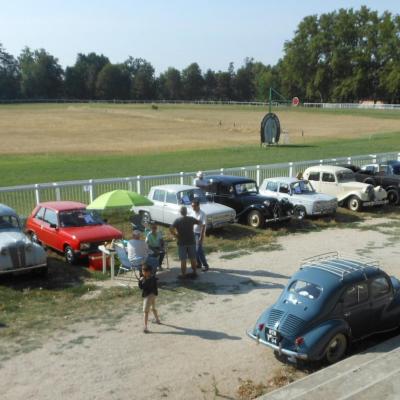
[280,314,306,337]
[267,309,284,327]
[9,244,26,268]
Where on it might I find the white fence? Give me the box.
[1,151,399,217]
[303,103,400,110]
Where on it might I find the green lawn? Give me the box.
[1,132,399,187]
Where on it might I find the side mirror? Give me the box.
[50,223,58,229]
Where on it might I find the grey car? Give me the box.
[0,203,47,275]
[259,177,337,219]
[132,184,236,229]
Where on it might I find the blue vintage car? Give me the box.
[247,253,400,364]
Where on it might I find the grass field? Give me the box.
[0,103,399,187]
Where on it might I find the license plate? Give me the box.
[266,328,279,345]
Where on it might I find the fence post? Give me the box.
[34,184,40,204]
[347,157,351,165]
[256,165,260,186]
[220,168,224,175]
[136,176,141,194]
[289,162,293,177]
[398,153,400,162]
[319,159,323,165]
[370,154,377,163]
[128,179,133,192]
[180,172,184,185]
[53,183,61,201]
[89,179,94,203]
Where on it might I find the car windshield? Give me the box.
[0,215,21,230]
[392,165,400,175]
[336,171,355,182]
[179,189,207,205]
[235,182,258,195]
[289,280,322,300]
[59,209,104,227]
[290,180,315,194]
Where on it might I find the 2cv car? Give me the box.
[247,252,400,365]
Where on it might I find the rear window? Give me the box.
[308,172,320,181]
[289,280,322,300]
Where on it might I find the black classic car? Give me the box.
[202,175,293,228]
[341,164,400,205]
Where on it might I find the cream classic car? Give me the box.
[0,203,47,275]
[303,166,388,212]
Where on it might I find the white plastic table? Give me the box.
[98,244,116,279]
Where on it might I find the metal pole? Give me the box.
[269,87,272,114]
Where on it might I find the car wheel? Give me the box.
[141,211,151,225]
[247,210,264,228]
[29,231,40,245]
[347,195,362,212]
[64,246,77,264]
[324,333,347,364]
[294,206,307,220]
[387,189,400,205]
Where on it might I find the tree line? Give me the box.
[0,7,399,103]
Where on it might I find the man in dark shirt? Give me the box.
[170,206,200,278]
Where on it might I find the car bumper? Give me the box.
[0,262,47,275]
[265,215,292,223]
[362,199,388,207]
[311,207,336,215]
[246,330,308,360]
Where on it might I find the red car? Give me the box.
[26,201,122,264]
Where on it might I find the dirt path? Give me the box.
[1,218,399,400]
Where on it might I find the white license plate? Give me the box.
[266,328,279,344]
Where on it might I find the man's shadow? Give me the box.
[152,323,241,341]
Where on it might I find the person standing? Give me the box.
[191,199,209,272]
[139,264,160,333]
[146,222,165,270]
[193,171,208,192]
[169,206,200,278]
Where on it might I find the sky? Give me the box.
[1,1,399,74]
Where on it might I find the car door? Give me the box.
[41,208,62,251]
[214,183,243,212]
[318,172,338,197]
[306,171,321,192]
[150,189,166,223]
[30,206,46,241]
[162,191,180,225]
[340,282,371,338]
[277,182,290,201]
[369,276,395,332]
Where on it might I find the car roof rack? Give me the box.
[300,252,379,280]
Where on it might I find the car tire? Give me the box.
[324,333,347,364]
[294,206,307,220]
[28,231,40,245]
[387,189,400,205]
[141,211,151,225]
[247,210,264,228]
[64,245,77,265]
[347,195,362,212]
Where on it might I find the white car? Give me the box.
[0,203,47,275]
[259,177,337,219]
[132,184,236,229]
[303,165,388,211]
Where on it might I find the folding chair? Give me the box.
[114,243,143,286]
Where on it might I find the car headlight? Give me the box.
[80,242,91,250]
[263,200,270,207]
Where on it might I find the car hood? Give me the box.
[339,181,371,190]
[59,225,122,242]
[188,203,235,216]
[0,230,30,247]
[239,193,277,204]
[291,192,336,203]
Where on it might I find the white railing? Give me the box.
[1,151,399,216]
[303,103,400,110]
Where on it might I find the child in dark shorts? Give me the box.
[138,264,160,333]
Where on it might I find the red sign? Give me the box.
[292,97,300,106]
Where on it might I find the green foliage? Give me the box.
[95,63,131,100]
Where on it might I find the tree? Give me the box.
[18,47,63,98]
[158,67,182,99]
[233,58,255,101]
[203,69,217,99]
[95,63,131,99]
[64,53,109,99]
[181,63,204,99]
[0,43,20,99]
[125,57,156,100]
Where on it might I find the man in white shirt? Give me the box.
[193,171,208,192]
[191,199,209,271]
